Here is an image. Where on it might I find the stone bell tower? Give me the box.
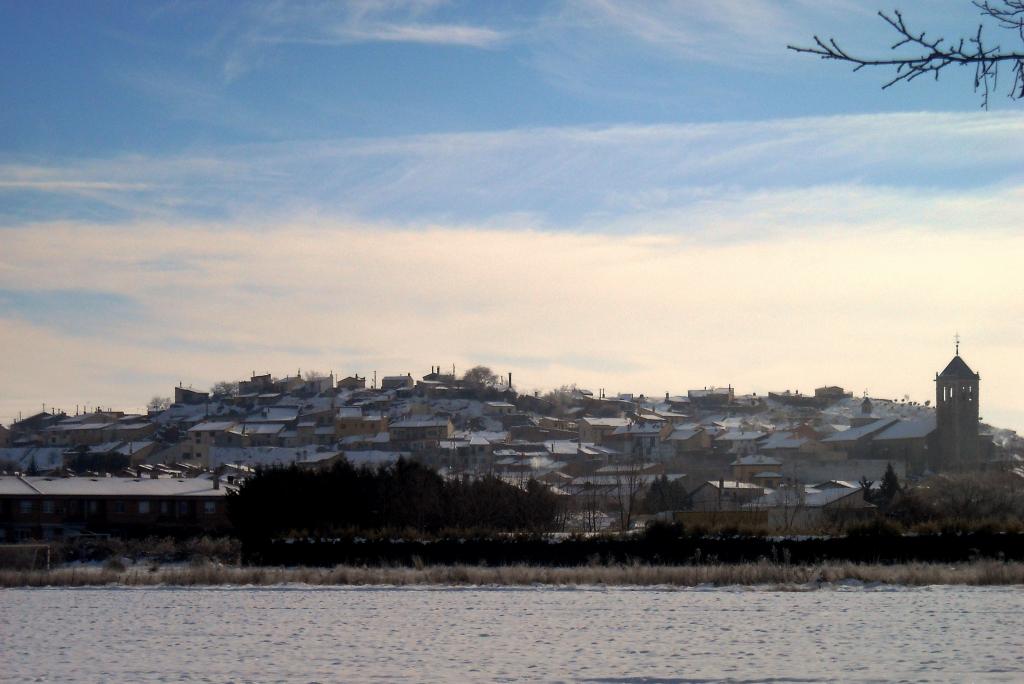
[934,336,980,470]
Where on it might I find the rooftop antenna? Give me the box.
[955,332,960,356]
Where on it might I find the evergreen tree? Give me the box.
[878,463,902,508]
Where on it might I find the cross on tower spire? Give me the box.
[955,332,960,356]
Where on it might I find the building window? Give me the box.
[42,500,54,514]
[138,501,150,514]
[19,500,32,514]
[113,501,125,513]
[178,501,189,514]
[204,501,216,515]
[160,501,169,515]
[87,501,98,514]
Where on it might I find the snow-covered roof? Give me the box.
[759,431,807,450]
[716,430,766,442]
[748,486,869,509]
[664,427,702,441]
[246,407,299,423]
[45,422,110,432]
[579,417,630,428]
[873,415,936,441]
[609,423,662,436]
[390,417,450,428]
[813,480,858,490]
[188,421,237,433]
[820,418,898,443]
[115,441,154,456]
[338,432,390,445]
[0,475,230,497]
[731,454,782,466]
[700,480,761,491]
[0,447,66,472]
[336,407,363,418]
[209,446,330,468]
[229,423,284,436]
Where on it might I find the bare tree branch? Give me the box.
[788,3,1024,108]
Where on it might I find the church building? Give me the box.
[934,347,981,470]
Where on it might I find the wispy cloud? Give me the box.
[3,111,1023,236]
[523,0,880,103]
[211,0,509,80]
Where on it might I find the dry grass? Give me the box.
[3,559,1024,588]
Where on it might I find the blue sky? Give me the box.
[2,1,1023,430]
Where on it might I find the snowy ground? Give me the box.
[2,585,1022,682]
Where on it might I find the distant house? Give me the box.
[578,417,630,444]
[687,386,734,408]
[731,454,783,484]
[713,430,767,456]
[225,423,284,447]
[602,422,663,459]
[870,415,936,474]
[746,485,874,528]
[389,417,454,451]
[185,421,238,461]
[336,374,366,391]
[174,386,210,406]
[820,418,898,459]
[814,386,853,403]
[660,425,710,458]
[689,480,765,512]
[0,474,233,541]
[381,374,415,391]
[335,408,388,439]
[0,424,9,448]
[238,373,274,395]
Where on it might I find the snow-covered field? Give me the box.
[2,585,1022,682]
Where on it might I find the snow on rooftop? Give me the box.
[0,475,231,497]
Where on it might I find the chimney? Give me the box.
[212,474,220,490]
[508,372,512,388]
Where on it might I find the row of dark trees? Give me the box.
[227,459,561,541]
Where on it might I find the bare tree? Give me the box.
[462,365,499,388]
[613,459,647,532]
[147,396,171,411]
[788,2,1024,108]
[578,485,604,533]
[540,384,583,417]
[775,483,807,533]
[210,380,239,399]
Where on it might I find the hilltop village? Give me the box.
[1,353,1021,539]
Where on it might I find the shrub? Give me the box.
[846,518,903,537]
